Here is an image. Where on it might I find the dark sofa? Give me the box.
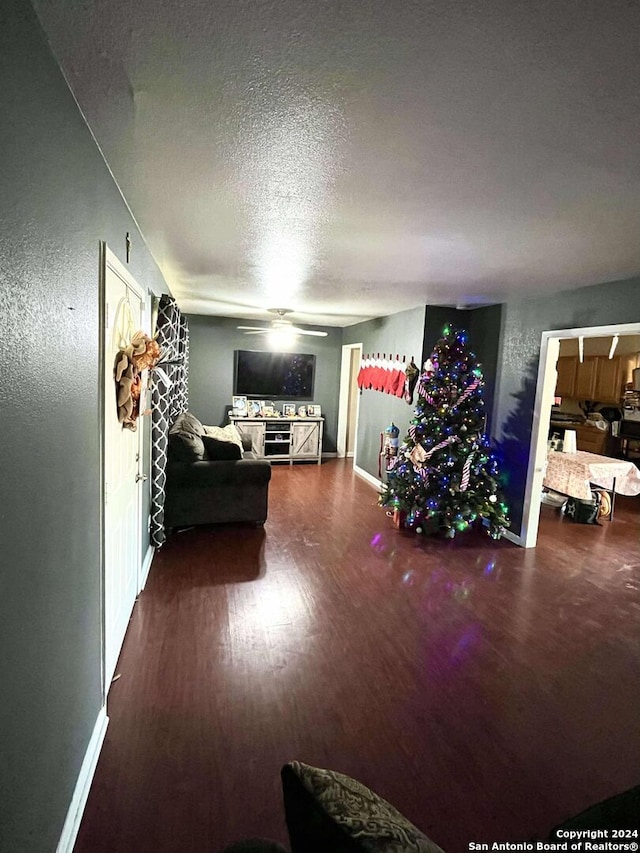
[164,412,271,530]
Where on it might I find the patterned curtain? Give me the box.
[150,295,189,547]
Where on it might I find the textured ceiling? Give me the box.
[33,0,640,326]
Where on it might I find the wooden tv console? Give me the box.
[230,416,323,465]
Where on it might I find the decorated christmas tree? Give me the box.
[380,325,509,539]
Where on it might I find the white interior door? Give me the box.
[337,343,362,458]
[103,248,144,691]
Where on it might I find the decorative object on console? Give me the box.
[232,395,248,416]
[297,405,307,417]
[247,400,262,417]
[308,404,321,416]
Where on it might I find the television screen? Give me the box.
[234,350,316,399]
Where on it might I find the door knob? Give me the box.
[135,473,148,483]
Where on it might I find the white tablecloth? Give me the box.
[544,450,640,500]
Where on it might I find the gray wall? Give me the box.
[343,307,427,478]
[0,1,168,850]
[492,275,640,530]
[186,315,343,451]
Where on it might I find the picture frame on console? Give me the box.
[232,395,247,416]
[283,403,296,417]
[308,404,321,417]
[247,400,261,417]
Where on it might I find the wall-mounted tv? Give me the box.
[234,350,316,399]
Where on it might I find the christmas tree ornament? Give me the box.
[409,444,428,466]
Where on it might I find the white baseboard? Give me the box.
[139,544,155,591]
[321,451,337,459]
[501,528,524,547]
[56,705,109,853]
[353,464,382,491]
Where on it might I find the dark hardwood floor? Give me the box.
[75,459,640,853]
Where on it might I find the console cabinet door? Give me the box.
[291,421,321,459]
[234,421,265,456]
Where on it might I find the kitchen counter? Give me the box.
[550,420,609,455]
[550,419,584,427]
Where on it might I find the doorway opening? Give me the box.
[521,320,640,548]
[337,343,362,462]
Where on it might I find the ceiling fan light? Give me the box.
[268,325,296,349]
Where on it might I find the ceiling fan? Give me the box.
[237,308,328,338]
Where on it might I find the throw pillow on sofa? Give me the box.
[203,424,244,450]
[201,424,245,461]
[169,412,206,462]
[281,761,445,853]
[202,435,242,461]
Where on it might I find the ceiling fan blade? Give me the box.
[237,326,267,332]
[291,327,328,337]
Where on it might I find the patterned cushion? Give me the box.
[203,424,244,451]
[281,762,445,853]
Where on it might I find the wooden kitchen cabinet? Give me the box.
[593,357,622,403]
[614,354,636,397]
[555,357,577,397]
[593,354,634,402]
[555,354,635,402]
[574,357,598,399]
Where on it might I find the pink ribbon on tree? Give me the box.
[452,377,480,411]
[424,435,460,460]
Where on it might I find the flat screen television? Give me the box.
[234,349,316,399]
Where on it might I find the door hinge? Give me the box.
[105,303,110,329]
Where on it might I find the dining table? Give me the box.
[543,449,640,520]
